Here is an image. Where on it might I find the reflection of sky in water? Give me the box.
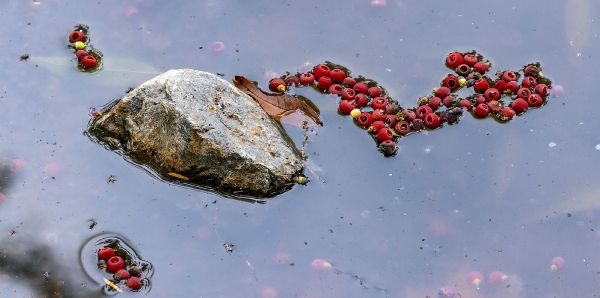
[0,0,599,297]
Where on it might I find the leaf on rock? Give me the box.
[233,76,322,126]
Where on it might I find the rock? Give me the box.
[90,69,303,197]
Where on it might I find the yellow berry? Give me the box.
[458,78,468,87]
[75,41,85,50]
[350,109,361,118]
[277,84,286,92]
[295,176,308,185]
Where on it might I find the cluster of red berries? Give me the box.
[97,246,144,291]
[269,53,552,156]
[68,25,102,70]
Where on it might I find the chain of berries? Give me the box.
[68,25,102,70]
[269,52,552,156]
[97,246,144,291]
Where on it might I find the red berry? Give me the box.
[376,128,393,142]
[473,61,489,74]
[474,103,490,118]
[424,113,441,128]
[442,75,459,91]
[284,76,299,86]
[456,64,471,76]
[511,98,528,113]
[385,103,400,115]
[342,77,356,88]
[371,97,387,109]
[502,70,518,82]
[69,30,86,43]
[107,256,125,272]
[329,69,345,83]
[81,55,97,69]
[357,112,374,127]
[368,86,382,98]
[98,247,115,261]
[428,97,441,110]
[313,64,330,80]
[269,78,286,92]
[527,93,543,107]
[411,119,425,131]
[299,73,315,85]
[338,100,355,114]
[501,107,516,120]
[487,100,503,113]
[394,121,411,135]
[416,105,433,119]
[353,82,368,95]
[372,109,387,121]
[379,140,396,155]
[354,93,368,107]
[435,86,451,99]
[384,114,398,127]
[506,80,519,93]
[521,76,537,88]
[115,269,131,280]
[524,64,541,77]
[328,84,343,95]
[446,52,464,69]
[474,78,489,93]
[341,88,355,101]
[475,95,486,104]
[402,109,416,122]
[75,50,88,60]
[463,54,478,66]
[317,76,332,91]
[126,277,142,291]
[494,80,507,93]
[458,99,472,110]
[516,88,531,99]
[369,121,386,134]
[534,84,549,97]
[442,96,455,108]
[484,88,500,102]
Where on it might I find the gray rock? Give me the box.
[90,69,303,197]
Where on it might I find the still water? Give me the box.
[1,0,599,297]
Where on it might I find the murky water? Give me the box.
[1,0,599,297]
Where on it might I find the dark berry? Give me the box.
[128,266,143,278]
[456,64,471,76]
[411,119,425,131]
[385,103,400,115]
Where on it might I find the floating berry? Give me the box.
[75,50,88,60]
[446,52,464,69]
[463,54,478,66]
[394,121,410,135]
[473,61,489,74]
[329,69,345,83]
[385,103,400,115]
[458,77,467,87]
[126,277,142,291]
[341,88,355,101]
[284,76,299,86]
[372,109,387,121]
[311,259,332,271]
[98,247,115,261]
[210,41,225,55]
[106,256,125,272]
[494,79,507,93]
[511,98,528,113]
[527,93,543,107]
[550,257,565,271]
[434,86,451,99]
[524,64,541,77]
[411,119,424,131]
[350,109,361,119]
[443,96,455,108]
[521,76,537,88]
[474,103,490,118]
[115,269,131,280]
[443,75,459,91]
[474,78,489,93]
[342,77,356,87]
[75,41,85,50]
[69,30,86,43]
[313,64,330,80]
[317,76,332,91]
[428,96,441,110]
[489,271,507,285]
[439,111,459,124]
[368,86,382,98]
[534,84,549,97]
[416,105,433,119]
[357,112,374,127]
[484,88,500,102]
[354,93,368,107]
[376,128,393,142]
[328,84,343,95]
[505,80,519,93]
[338,100,356,115]
[458,99,472,110]
[299,73,315,85]
[516,87,531,99]
[371,97,387,109]
[501,106,516,120]
[269,78,286,92]
[402,109,417,122]
[81,55,97,69]
[379,140,396,156]
[549,84,564,97]
[475,95,486,105]
[353,82,368,94]
[467,271,483,288]
[424,113,441,128]
[456,64,471,76]
[502,70,518,82]
[487,100,503,113]
[369,121,386,134]
[384,114,397,127]
[128,266,143,278]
